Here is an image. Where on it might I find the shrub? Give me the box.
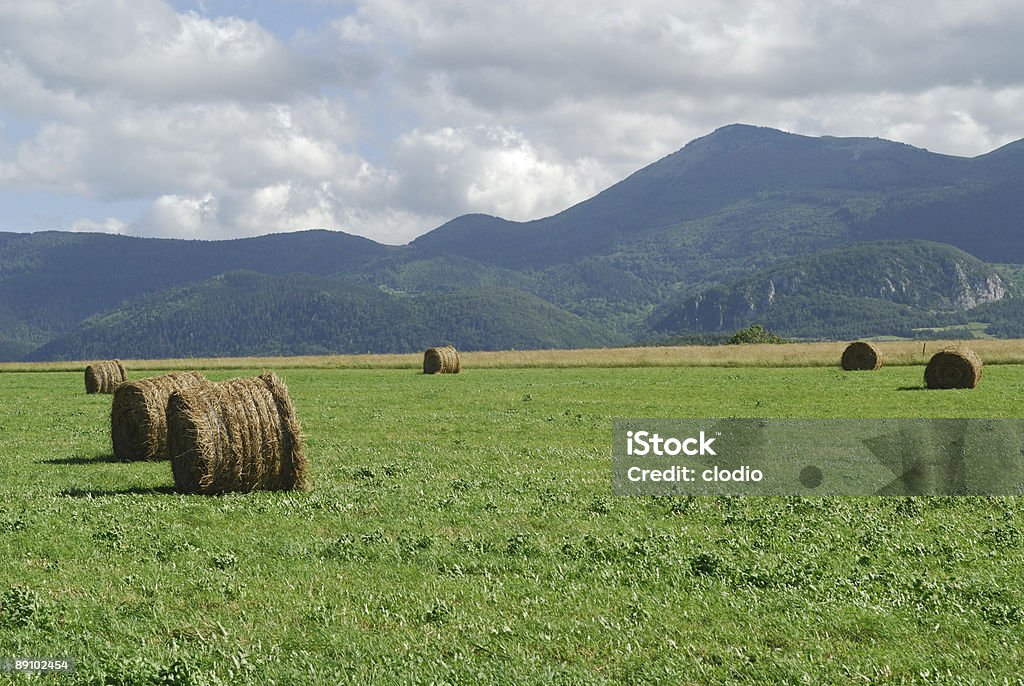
[726,324,791,345]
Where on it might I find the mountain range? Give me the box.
[3,123,1023,361]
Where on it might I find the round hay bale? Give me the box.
[841,341,883,371]
[85,359,127,394]
[111,371,209,460]
[423,346,461,374]
[924,346,982,389]
[167,372,307,495]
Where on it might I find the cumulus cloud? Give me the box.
[138,192,219,238]
[2,0,1024,242]
[4,99,356,197]
[0,0,314,103]
[392,126,612,220]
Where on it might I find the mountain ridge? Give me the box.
[3,123,1024,360]
[408,123,1019,269]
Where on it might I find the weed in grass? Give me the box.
[0,516,28,532]
[422,600,452,625]
[212,553,238,571]
[0,585,44,628]
[93,523,129,550]
[504,534,533,557]
[689,552,726,578]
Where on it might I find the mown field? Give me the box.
[2,353,1024,684]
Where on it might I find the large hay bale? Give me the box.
[85,359,126,394]
[841,341,883,371]
[924,346,982,389]
[167,372,307,495]
[111,372,209,460]
[423,346,461,374]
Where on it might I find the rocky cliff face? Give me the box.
[651,240,1014,336]
[737,259,1009,313]
[950,264,1007,309]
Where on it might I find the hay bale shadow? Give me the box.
[40,453,131,465]
[896,386,928,392]
[58,486,178,497]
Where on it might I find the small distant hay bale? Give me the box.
[167,372,307,495]
[111,372,209,461]
[84,359,126,394]
[423,346,461,374]
[841,341,883,371]
[924,346,983,389]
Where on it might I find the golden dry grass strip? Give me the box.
[8,339,1024,372]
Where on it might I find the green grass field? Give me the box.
[2,363,1024,684]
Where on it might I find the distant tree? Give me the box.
[726,324,791,344]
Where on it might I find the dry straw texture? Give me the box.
[84,359,126,394]
[111,371,209,461]
[924,346,983,389]
[423,346,461,374]
[841,341,883,371]
[167,372,307,495]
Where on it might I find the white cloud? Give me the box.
[4,98,356,198]
[0,1,313,103]
[0,55,92,121]
[131,184,440,244]
[393,126,612,220]
[68,216,129,234]
[138,192,218,238]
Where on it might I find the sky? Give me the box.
[2,1,1024,245]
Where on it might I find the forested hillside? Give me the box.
[30,272,623,360]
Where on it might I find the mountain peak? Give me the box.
[686,124,928,157]
[688,123,798,150]
[637,124,803,177]
[706,122,791,139]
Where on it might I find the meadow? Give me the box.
[2,349,1024,684]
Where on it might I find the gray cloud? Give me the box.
[372,1,1024,102]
